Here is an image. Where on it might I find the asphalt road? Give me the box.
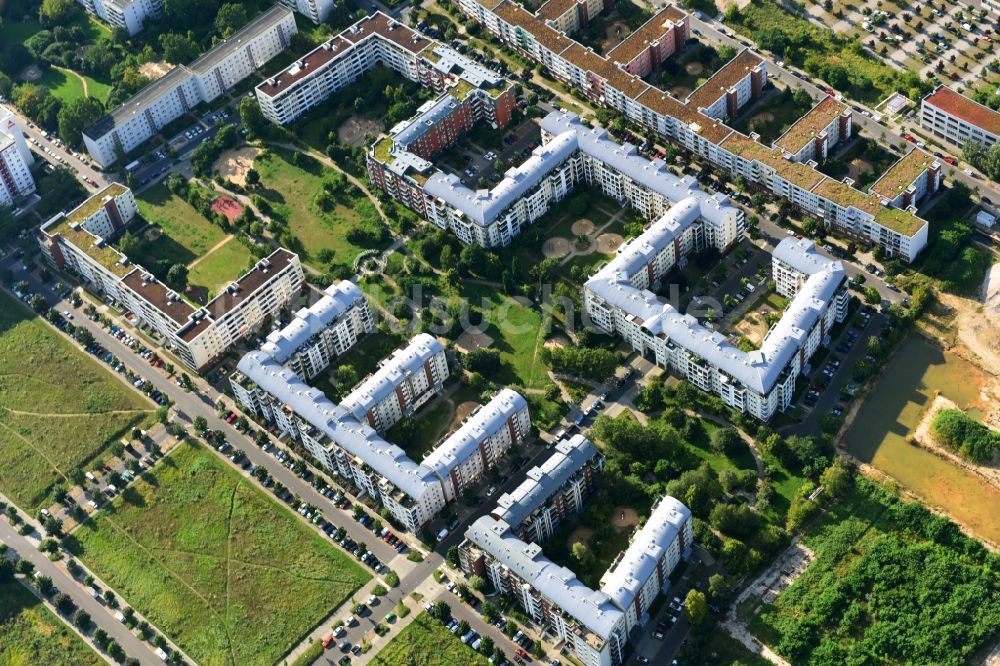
[1,104,109,188]
[687,16,1000,205]
[0,519,163,665]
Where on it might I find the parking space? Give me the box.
[129,105,239,187]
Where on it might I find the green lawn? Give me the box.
[369,613,491,666]
[730,88,817,144]
[254,149,390,271]
[0,580,103,666]
[390,398,456,460]
[37,67,111,105]
[0,290,154,510]
[134,184,229,268]
[187,237,254,298]
[68,441,370,666]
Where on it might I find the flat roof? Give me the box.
[869,147,936,199]
[120,270,196,326]
[341,11,432,54]
[85,66,193,139]
[493,2,574,54]
[773,96,847,154]
[41,214,133,278]
[606,6,686,65]
[188,5,293,74]
[685,49,762,111]
[201,248,297,321]
[637,88,733,144]
[257,35,353,97]
[536,0,577,21]
[924,85,1000,136]
[721,133,825,190]
[66,183,128,224]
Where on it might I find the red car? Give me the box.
[943,156,957,166]
[824,88,835,96]
[903,134,916,143]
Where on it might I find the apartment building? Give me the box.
[773,95,851,163]
[259,280,374,381]
[605,6,688,79]
[921,85,999,151]
[492,435,603,544]
[234,328,532,531]
[83,5,296,166]
[535,0,605,35]
[455,1,930,261]
[340,333,450,432]
[255,12,514,129]
[869,147,941,210]
[38,191,304,370]
[586,196,848,420]
[460,493,692,666]
[0,110,36,207]
[76,0,161,35]
[277,0,334,23]
[422,389,531,502]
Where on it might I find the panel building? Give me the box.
[920,84,999,151]
[38,186,304,371]
[0,109,36,207]
[76,0,162,35]
[83,5,296,166]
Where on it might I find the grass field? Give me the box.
[0,290,154,510]
[38,66,112,105]
[254,149,389,271]
[69,441,370,666]
[0,580,103,666]
[369,613,491,666]
[134,184,250,295]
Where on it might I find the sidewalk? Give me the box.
[352,576,449,665]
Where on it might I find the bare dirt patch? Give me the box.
[143,227,163,242]
[213,147,261,187]
[911,394,1000,490]
[542,237,572,258]
[602,21,632,52]
[847,158,874,182]
[338,116,384,147]
[544,335,569,350]
[571,218,596,236]
[453,401,479,428]
[733,309,774,346]
[685,62,705,76]
[138,61,172,80]
[611,506,639,531]
[671,86,693,99]
[454,330,494,354]
[567,527,594,548]
[596,233,623,254]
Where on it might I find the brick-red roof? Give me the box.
[924,85,1000,136]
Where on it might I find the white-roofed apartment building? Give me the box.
[460,434,692,666]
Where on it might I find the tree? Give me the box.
[685,589,708,625]
[571,541,594,569]
[57,96,105,147]
[710,427,742,455]
[819,461,852,498]
[707,573,732,605]
[193,416,208,433]
[479,635,495,655]
[469,574,487,592]
[39,0,79,26]
[214,3,249,37]
[238,96,268,138]
[463,348,501,374]
[245,168,260,187]
[863,286,881,305]
[54,592,75,615]
[31,294,48,313]
[166,263,188,291]
[431,600,452,623]
[35,575,54,596]
[159,32,201,64]
[74,609,92,630]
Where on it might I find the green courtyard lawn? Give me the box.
[369,612,490,666]
[730,87,817,144]
[817,138,900,191]
[36,67,112,105]
[746,478,1000,664]
[68,441,370,666]
[388,398,455,460]
[0,291,154,510]
[0,580,103,666]
[186,237,254,298]
[253,149,391,272]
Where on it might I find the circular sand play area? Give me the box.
[847,158,874,182]
[685,62,705,76]
[338,116,384,147]
[571,218,595,236]
[213,147,261,187]
[596,233,623,254]
[544,335,569,350]
[611,507,639,531]
[567,527,594,548]
[542,237,572,258]
[143,227,163,242]
[602,21,631,52]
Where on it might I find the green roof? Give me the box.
[450,78,475,101]
[67,183,127,224]
[373,137,394,164]
[874,206,927,236]
[45,215,132,277]
[420,45,441,63]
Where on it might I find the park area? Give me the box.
[743,478,1000,664]
[369,612,490,666]
[730,86,818,144]
[0,579,102,665]
[67,441,371,665]
[133,183,253,299]
[252,148,391,273]
[0,291,154,511]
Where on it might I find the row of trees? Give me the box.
[931,407,1000,463]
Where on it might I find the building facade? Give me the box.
[277,0,334,23]
[0,110,36,207]
[83,5,296,166]
[76,0,162,35]
[920,84,999,151]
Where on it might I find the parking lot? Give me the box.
[129,104,240,187]
[804,0,1000,93]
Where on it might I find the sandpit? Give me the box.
[19,64,41,82]
[847,158,874,182]
[685,62,705,76]
[567,527,594,548]
[596,233,623,254]
[143,227,163,242]
[338,116,384,147]
[733,310,770,346]
[213,147,261,187]
[571,218,595,236]
[602,21,631,52]
[138,61,172,80]
[455,329,494,354]
[611,506,639,531]
[544,335,569,350]
[542,237,572,258]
